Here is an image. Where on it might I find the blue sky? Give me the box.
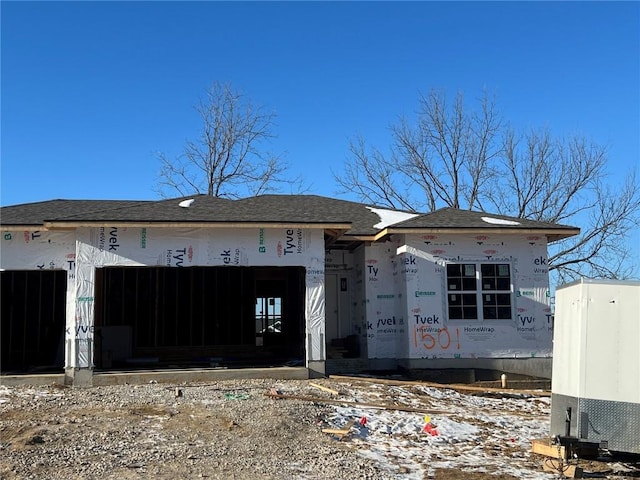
[2,1,639,209]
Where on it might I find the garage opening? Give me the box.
[93,266,305,370]
[0,270,67,373]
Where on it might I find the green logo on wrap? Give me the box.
[415,291,436,297]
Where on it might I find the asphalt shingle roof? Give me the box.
[0,195,579,240]
[0,199,148,226]
[387,207,575,231]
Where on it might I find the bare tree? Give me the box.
[336,90,502,212]
[395,90,502,211]
[490,127,640,281]
[335,89,640,281]
[340,135,416,211]
[156,82,292,198]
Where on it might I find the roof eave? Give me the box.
[42,221,352,230]
[1,224,49,231]
[376,227,581,242]
[337,233,377,242]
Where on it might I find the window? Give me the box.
[446,264,478,320]
[480,264,512,319]
[255,297,282,346]
[446,263,512,321]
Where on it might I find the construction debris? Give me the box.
[321,419,356,439]
[265,390,448,415]
[531,437,567,459]
[542,459,584,478]
[329,375,551,397]
[309,382,340,396]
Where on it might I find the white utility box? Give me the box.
[551,278,640,454]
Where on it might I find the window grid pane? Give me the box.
[448,263,514,321]
[479,263,512,320]
[446,264,478,321]
[447,292,478,320]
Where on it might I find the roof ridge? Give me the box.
[44,199,153,221]
[246,193,417,212]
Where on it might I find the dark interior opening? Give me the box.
[93,266,306,369]
[1,270,67,373]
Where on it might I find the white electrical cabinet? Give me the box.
[551,279,640,454]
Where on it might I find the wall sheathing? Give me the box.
[364,239,407,359]
[1,226,554,372]
[363,233,553,360]
[3,227,325,370]
[352,245,368,358]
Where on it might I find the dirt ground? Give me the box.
[1,378,639,480]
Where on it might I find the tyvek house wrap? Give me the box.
[365,233,553,359]
[70,226,324,368]
[0,230,76,272]
[364,239,407,359]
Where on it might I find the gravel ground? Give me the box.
[1,378,638,480]
[1,379,392,480]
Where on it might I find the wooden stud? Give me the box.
[531,437,567,459]
[329,375,551,397]
[322,420,356,438]
[309,382,340,396]
[265,391,449,415]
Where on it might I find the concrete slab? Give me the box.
[1,373,66,387]
[1,367,308,387]
[93,366,309,386]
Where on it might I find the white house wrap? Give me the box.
[0,195,578,382]
[70,227,324,367]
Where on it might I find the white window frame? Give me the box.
[445,262,513,321]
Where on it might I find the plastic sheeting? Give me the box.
[364,233,553,359]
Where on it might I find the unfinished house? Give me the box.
[0,195,579,385]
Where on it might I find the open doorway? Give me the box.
[254,267,305,361]
[0,270,67,373]
[93,265,305,369]
[325,273,359,358]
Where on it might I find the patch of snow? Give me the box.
[481,216,521,226]
[0,385,10,404]
[0,385,65,404]
[324,382,555,479]
[366,207,419,229]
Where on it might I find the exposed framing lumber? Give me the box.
[309,382,340,396]
[321,419,355,438]
[264,391,449,415]
[531,438,567,459]
[329,375,551,397]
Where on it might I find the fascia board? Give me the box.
[43,221,352,230]
[375,227,580,242]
